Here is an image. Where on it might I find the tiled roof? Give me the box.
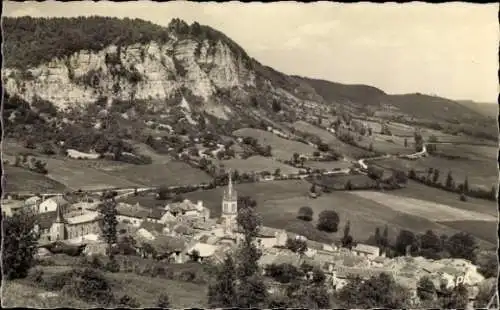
[152,235,186,253]
[66,212,101,225]
[140,220,165,233]
[35,211,57,230]
[352,243,380,255]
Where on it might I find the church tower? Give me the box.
[50,203,66,241]
[221,169,238,236]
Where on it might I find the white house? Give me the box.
[66,149,100,160]
[39,196,69,214]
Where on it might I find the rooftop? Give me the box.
[187,242,216,257]
[66,211,101,225]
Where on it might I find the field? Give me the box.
[44,158,142,191]
[3,165,68,194]
[217,156,299,174]
[395,181,498,217]
[106,161,212,187]
[356,134,411,155]
[233,127,316,160]
[291,121,373,159]
[127,141,173,164]
[348,191,497,222]
[313,174,377,190]
[106,272,207,308]
[431,144,498,161]
[371,156,498,190]
[180,179,496,246]
[437,220,498,245]
[303,160,352,171]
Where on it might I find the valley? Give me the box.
[2,12,498,310]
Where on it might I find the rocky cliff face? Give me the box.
[3,37,258,113]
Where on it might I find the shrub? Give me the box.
[157,293,171,308]
[62,268,114,305]
[317,210,340,233]
[105,257,120,273]
[459,193,467,202]
[297,206,313,221]
[116,294,141,308]
[27,267,44,284]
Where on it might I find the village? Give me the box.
[2,170,488,307]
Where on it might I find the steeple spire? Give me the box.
[228,168,233,195]
[55,202,65,223]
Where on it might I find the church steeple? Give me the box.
[221,168,238,236]
[228,169,233,196]
[55,202,65,223]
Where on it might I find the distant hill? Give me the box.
[457,100,498,118]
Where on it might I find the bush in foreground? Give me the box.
[157,293,171,308]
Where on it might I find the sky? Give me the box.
[3,1,498,103]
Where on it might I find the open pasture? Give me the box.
[3,165,68,194]
[217,156,299,174]
[347,191,497,223]
[291,121,373,159]
[432,144,498,161]
[356,134,411,155]
[304,160,352,171]
[313,174,377,190]
[233,127,316,160]
[44,158,141,191]
[396,181,498,217]
[370,156,498,190]
[105,272,207,308]
[127,141,173,164]
[107,161,212,187]
[437,220,498,245]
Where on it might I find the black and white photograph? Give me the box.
[1,1,499,308]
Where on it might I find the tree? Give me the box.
[477,251,499,279]
[286,238,308,255]
[292,152,299,164]
[404,138,408,148]
[463,176,469,193]
[2,211,39,279]
[381,225,389,249]
[439,283,468,309]
[337,273,410,308]
[317,210,340,233]
[445,171,454,189]
[310,183,316,194]
[395,229,418,256]
[368,142,374,152]
[445,232,478,262]
[207,255,237,308]
[417,276,436,301]
[344,180,353,190]
[419,230,442,254]
[235,197,268,307]
[100,194,118,258]
[341,220,354,249]
[368,127,373,136]
[297,206,313,221]
[157,293,171,308]
[432,169,440,184]
[374,227,382,246]
[157,186,170,200]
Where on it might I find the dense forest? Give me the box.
[2,16,251,69]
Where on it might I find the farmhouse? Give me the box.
[2,199,26,216]
[163,199,210,223]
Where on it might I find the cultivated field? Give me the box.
[437,220,498,245]
[233,128,316,160]
[432,144,498,161]
[3,165,68,194]
[217,156,299,174]
[371,156,498,190]
[107,161,212,187]
[313,174,377,190]
[396,181,498,217]
[356,134,411,155]
[291,121,373,159]
[347,191,497,222]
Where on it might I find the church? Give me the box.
[221,170,238,236]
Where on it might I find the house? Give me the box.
[2,199,26,216]
[114,203,164,227]
[162,199,210,223]
[351,243,380,258]
[186,242,217,263]
[38,196,69,214]
[66,149,100,160]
